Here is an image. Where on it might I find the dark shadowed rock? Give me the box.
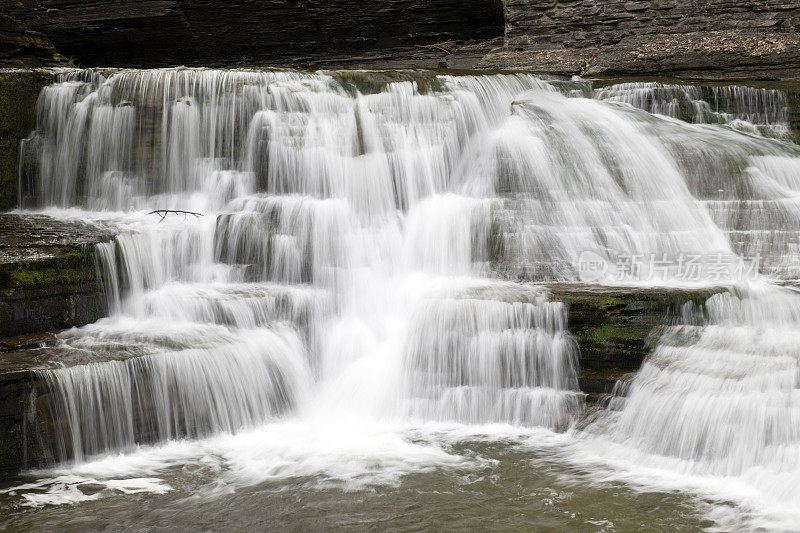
[0,214,113,337]
[0,13,64,68]
[1,0,505,68]
[0,68,55,210]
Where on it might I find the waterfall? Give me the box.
[599,286,800,475]
[578,284,800,523]
[38,326,311,463]
[400,285,581,428]
[594,81,789,137]
[19,67,800,520]
[28,69,589,462]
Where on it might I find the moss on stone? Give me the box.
[594,297,628,312]
[7,267,93,288]
[547,285,729,370]
[583,324,650,344]
[0,69,54,210]
[0,70,52,135]
[0,243,97,291]
[330,70,444,96]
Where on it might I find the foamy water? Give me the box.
[4,70,800,530]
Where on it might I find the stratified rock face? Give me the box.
[0,214,112,337]
[3,0,799,77]
[1,0,505,67]
[480,30,800,79]
[486,0,800,79]
[586,31,800,80]
[0,13,64,68]
[0,214,111,474]
[503,0,800,49]
[0,69,55,211]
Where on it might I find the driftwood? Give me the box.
[147,210,204,222]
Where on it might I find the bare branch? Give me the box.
[147,210,204,223]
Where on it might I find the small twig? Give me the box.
[147,210,204,223]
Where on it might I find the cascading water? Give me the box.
[400,288,581,427]
[594,81,790,136]
[38,325,310,463]
[9,69,800,528]
[23,69,589,462]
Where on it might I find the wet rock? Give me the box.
[0,212,115,473]
[0,68,56,210]
[0,363,72,473]
[545,284,728,403]
[0,370,36,473]
[579,368,634,393]
[0,332,57,352]
[547,284,728,372]
[578,367,635,405]
[77,483,106,495]
[0,214,114,337]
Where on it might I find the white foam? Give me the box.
[13,69,800,529]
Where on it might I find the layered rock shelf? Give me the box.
[0,278,728,472]
[0,214,117,472]
[548,285,728,398]
[490,0,800,78]
[0,69,55,211]
[0,0,505,68]
[0,214,112,338]
[0,13,64,68]
[2,0,800,79]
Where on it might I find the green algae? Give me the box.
[6,267,94,288]
[0,69,54,210]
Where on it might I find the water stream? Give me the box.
[4,69,800,530]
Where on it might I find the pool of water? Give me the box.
[0,422,756,531]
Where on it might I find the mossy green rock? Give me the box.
[0,213,114,336]
[547,284,728,372]
[0,69,54,210]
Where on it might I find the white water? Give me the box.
[11,70,800,528]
